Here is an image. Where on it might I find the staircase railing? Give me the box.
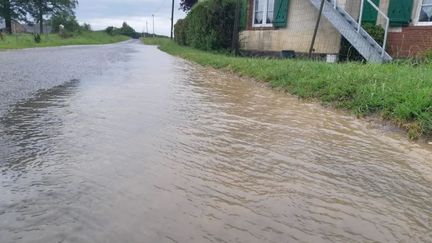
[331,0,389,58]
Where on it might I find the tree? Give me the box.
[105,26,115,35]
[119,22,135,37]
[50,10,79,32]
[81,22,90,31]
[27,0,77,33]
[105,23,138,38]
[0,0,13,33]
[179,0,197,12]
[0,0,27,33]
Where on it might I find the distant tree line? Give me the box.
[105,22,140,39]
[0,0,78,34]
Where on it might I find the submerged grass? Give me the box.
[0,31,129,49]
[143,38,432,139]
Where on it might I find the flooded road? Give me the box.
[1,41,432,243]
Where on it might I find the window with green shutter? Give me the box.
[362,0,380,23]
[388,0,413,27]
[273,0,289,28]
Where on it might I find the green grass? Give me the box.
[143,37,432,140]
[0,31,129,50]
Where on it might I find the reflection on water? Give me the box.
[0,43,432,243]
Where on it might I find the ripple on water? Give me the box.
[1,43,432,243]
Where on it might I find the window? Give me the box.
[253,0,275,27]
[418,0,432,25]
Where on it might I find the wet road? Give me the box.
[1,40,432,243]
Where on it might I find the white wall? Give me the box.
[240,0,342,54]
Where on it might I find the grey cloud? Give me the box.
[76,0,186,35]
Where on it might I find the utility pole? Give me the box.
[146,21,148,37]
[308,0,325,58]
[170,0,175,39]
[152,14,155,37]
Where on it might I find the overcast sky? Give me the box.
[75,0,186,36]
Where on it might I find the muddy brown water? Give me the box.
[1,42,432,243]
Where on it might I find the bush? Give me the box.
[33,34,41,43]
[105,26,115,36]
[175,0,236,51]
[81,23,92,32]
[174,19,188,45]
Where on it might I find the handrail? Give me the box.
[361,0,389,57]
[330,0,389,57]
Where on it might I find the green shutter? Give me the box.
[362,0,380,23]
[273,0,289,28]
[240,0,248,30]
[388,0,413,27]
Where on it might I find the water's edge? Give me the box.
[162,50,432,145]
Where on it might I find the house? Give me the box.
[0,17,52,34]
[23,21,53,34]
[0,17,27,33]
[240,0,432,61]
[0,18,5,30]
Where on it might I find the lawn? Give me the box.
[0,31,129,49]
[143,37,432,139]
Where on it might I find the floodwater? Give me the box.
[0,40,432,243]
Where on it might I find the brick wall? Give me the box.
[388,27,432,58]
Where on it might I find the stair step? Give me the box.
[308,0,392,62]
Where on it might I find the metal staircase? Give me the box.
[309,0,393,63]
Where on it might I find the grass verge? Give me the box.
[143,37,432,140]
[0,31,129,50]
